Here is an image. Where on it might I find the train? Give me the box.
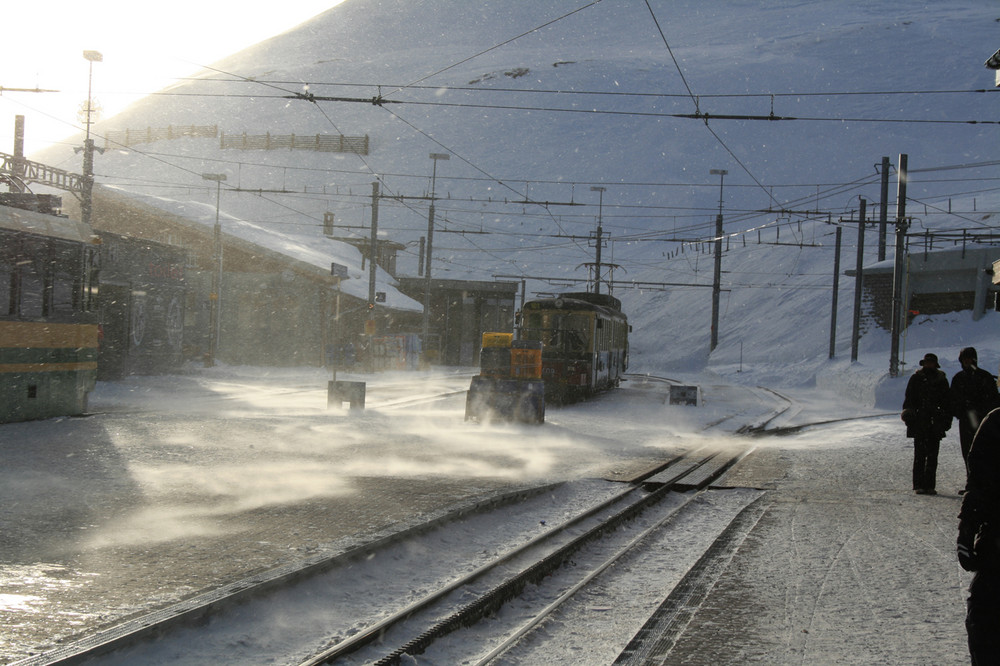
[465,292,629,423]
[518,292,629,402]
[0,194,100,422]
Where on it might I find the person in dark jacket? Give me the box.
[902,352,951,495]
[957,407,1000,664]
[952,347,1000,472]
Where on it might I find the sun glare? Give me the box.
[2,1,344,155]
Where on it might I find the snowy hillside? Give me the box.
[32,0,1000,387]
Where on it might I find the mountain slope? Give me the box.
[34,0,1000,383]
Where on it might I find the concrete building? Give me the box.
[397,278,519,366]
[851,244,999,333]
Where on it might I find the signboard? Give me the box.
[330,262,348,278]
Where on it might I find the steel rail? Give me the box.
[472,486,712,665]
[296,481,647,665]
[302,447,730,665]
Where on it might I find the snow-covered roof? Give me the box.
[861,244,1000,274]
[100,185,422,313]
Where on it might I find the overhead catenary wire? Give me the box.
[170,76,1000,102]
[13,70,998,228]
[189,9,610,266]
[5,5,995,288]
[381,0,606,97]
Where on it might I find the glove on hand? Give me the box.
[958,522,978,572]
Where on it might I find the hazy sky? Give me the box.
[1,1,342,157]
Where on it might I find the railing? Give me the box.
[0,152,82,192]
[103,125,219,150]
[219,132,369,155]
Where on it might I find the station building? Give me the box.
[397,277,519,367]
[67,185,424,369]
[851,244,1000,333]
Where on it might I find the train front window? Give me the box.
[522,312,589,354]
[521,311,545,343]
[561,314,590,353]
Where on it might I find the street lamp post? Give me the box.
[590,186,606,294]
[421,153,449,362]
[709,169,727,352]
[80,50,102,228]
[202,173,227,367]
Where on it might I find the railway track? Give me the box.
[623,373,798,434]
[6,368,905,665]
[17,375,820,665]
[22,446,753,666]
[301,446,745,666]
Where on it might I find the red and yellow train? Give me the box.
[518,292,629,402]
[465,292,629,423]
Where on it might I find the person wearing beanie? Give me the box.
[901,352,951,495]
[951,347,1000,475]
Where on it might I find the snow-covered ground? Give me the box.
[0,347,979,663]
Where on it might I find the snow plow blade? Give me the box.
[465,376,545,424]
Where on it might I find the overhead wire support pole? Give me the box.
[830,226,842,359]
[367,181,379,373]
[851,199,867,363]
[709,169,727,352]
[590,186,605,294]
[878,156,890,262]
[201,173,227,367]
[421,153,449,364]
[368,182,379,312]
[79,50,103,228]
[889,154,909,378]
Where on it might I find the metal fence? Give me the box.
[103,125,219,150]
[219,132,369,155]
[101,127,369,156]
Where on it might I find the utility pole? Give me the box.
[590,186,605,294]
[367,181,379,373]
[12,116,25,181]
[878,156,890,262]
[889,154,909,378]
[830,226,842,359]
[79,50,103,228]
[368,182,379,312]
[201,173,227,367]
[851,198,867,362]
[709,169,727,352]
[421,153,449,362]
